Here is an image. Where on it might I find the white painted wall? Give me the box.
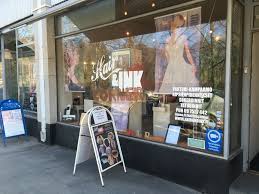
[0,0,34,28]
[0,0,71,28]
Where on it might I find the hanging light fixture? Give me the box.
[123,0,128,16]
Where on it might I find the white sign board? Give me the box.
[73,113,95,175]
[92,109,108,124]
[165,125,181,145]
[1,109,25,138]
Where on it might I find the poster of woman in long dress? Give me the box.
[63,38,85,92]
[154,8,201,94]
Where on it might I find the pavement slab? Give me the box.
[0,137,200,194]
[230,172,259,194]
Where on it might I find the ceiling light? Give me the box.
[215,36,220,41]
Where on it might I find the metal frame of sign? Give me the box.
[0,99,27,146]
[73,112,94,176]
[87,106,126,186]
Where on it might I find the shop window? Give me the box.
[17,25,37,112]
[56,0,227,156]
[4,31,18,100]
[17,24,34,45]
[56,0,116,35]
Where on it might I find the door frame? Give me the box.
[248,31,259,167]
[242,0,259,172]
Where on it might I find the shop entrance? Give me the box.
[249,31,259,172]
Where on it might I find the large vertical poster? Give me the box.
[154,8,201,94]
[63,36,86,92]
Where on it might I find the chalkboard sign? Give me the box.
[0,99,27,145]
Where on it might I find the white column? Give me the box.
[34,0,57,143]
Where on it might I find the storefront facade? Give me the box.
[0,0,255,193]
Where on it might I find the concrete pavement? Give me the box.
[0,137,200,194]
[229,172,259,194]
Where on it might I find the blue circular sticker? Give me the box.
[207,130,221,144]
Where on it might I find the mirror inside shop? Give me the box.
[56,6,226,155]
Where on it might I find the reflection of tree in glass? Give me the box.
[199,21,226,93]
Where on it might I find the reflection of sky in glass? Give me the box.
[61,16,79,35]
[92,21,226,54]
[17,24,34,45]
[63,33,90,46]
[62,19,226,65]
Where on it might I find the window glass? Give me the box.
[56,0,116,35]
[4,31,18,100]
[56,0,227,155]
[18,45,37,112]
[55,0,197,36]
[17,24,37,112]
[17,25,34,45]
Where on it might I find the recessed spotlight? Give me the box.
[124,11,128,16]
[209,30,213,34]
[151,2,155,7]
[126,31,130,36]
